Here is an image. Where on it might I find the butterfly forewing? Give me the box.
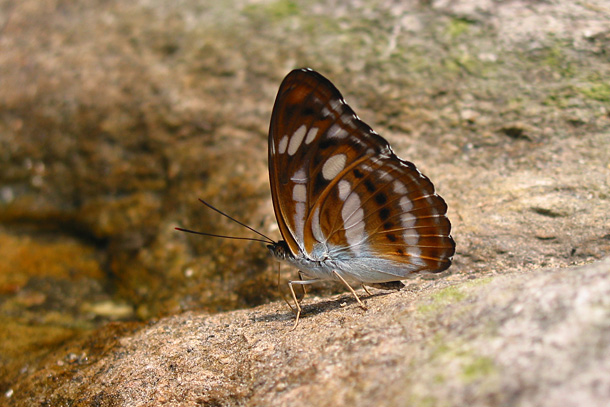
[269,69,383,255]
[269,68,454,282]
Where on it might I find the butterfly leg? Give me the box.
[277,264,299,316]
[298,270,309,297]
[280,270,308,315]
[361,284,373,296]
[288,278,320,329]
[333,271,367,311]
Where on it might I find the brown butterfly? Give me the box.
[179,68,455,327]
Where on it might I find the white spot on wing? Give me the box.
[361,163,373,173]
[322,153,346,180]
[403,233,419,246]
[338,180,351,201]
[399,197,413,212]
[406,246,422,258]
[345,208,364,229]
[330,99,342,113]
[393,181,407,194]
[346,222,365,255]
[401,212,416,229]
[378,169,392,181]
[327,123,348,139]
[311,207,325,242]
[278,135,288,154]
[294,202,305,245]
[342,193,361,226]
[288,125,307,155]
[291,168,307,183]
[342,114,357,129]
[341,193,365,253]
[292,184,307,202]
[305,127,319,144]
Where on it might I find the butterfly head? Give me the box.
[267,240,293,262]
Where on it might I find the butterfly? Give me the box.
[178,68,455,327]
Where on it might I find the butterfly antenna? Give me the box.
[175,199,275,244]
[174,227,272,244]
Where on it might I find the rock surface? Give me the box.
[7,258,610,406]
[1,0,609,405]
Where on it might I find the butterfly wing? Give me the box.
[268,69,454,282]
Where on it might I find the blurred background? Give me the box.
[1,0,608,394]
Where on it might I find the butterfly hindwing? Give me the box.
[323,155,455,273]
